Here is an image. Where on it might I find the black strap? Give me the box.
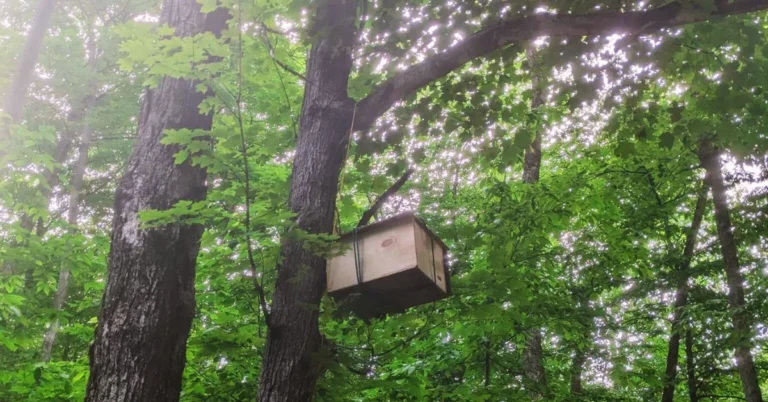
[430,236,436,282]
[352,228,363,284]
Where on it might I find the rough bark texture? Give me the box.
[699,140,763,402]
[84,3,228,401]
[520,46,548,399]
[660,183,708,402]
[686,329,699,402]
[257,1,357,400]
[2,0,55,129]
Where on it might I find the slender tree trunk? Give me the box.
[84,3,228,401]
[570,348,586,395]
[520,46,548,399]
[660,183,708,402]
[686,329,699,402]
[698,140,763,402]
[484,338,492,388]
[41,40,99,360]
[1,99,80,277]
[258,1,357,400]
[2,0,55,130]
[41,102,93,361]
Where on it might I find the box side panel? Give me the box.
[327,218,417,293]
[413,222,448,293]
[360,219,417,282]
[327,245,357,293]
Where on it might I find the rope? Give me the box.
[430,236,436,282]
[352,227,363,284]
[332,101,358,236]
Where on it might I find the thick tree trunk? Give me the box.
[257,1,357,400]
[84,3,228,401]
[660,183,708,402]
[698,140,763,402]
[686,329,699,402]
[520,46,548,398]
[2,0,55,129]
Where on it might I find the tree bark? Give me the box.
[686,329,699,402]
[660,183,708,402]
[698,140,763,402]
[520,46,548,399]
[257,1,358,401]
[84,2,228,401]
[2,0,55,129]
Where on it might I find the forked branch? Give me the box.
[357,168,415,227]
[353,0,768,133]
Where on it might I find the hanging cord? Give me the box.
[352,227,364,284]
[430,236,437,282]
[332,102,359,236]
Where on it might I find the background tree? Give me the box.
[1,1,768,402]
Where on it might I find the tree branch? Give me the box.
[357,167,414,227]
[699,395,747,401]
[353,0,768,133]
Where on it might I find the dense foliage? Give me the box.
[1,0,767,400]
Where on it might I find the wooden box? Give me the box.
[327,212,451,318]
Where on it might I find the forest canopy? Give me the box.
[1,0,767,401]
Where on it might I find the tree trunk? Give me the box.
[41,39,99,360]
[686,329,699,402]
[520,46,548,399]
[570,293,590,397]
[660,183,708,402]
[84,2,228,401]
[570,347,586,395]
[257,1,357,400]
[698,140,763,402]
[2,0,55,130]
[1,98,80,277]
[484,338,492,388]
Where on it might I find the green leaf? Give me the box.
[614,141,635,158]
[659,132,675,149]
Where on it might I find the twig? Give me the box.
[235,7,271,325]
[357,168,414,227]
[258,28,297,138]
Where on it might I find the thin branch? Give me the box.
[258,28,297,138]
[235,8,271,325]
[357,167,414,227]
[699,395,747,401]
